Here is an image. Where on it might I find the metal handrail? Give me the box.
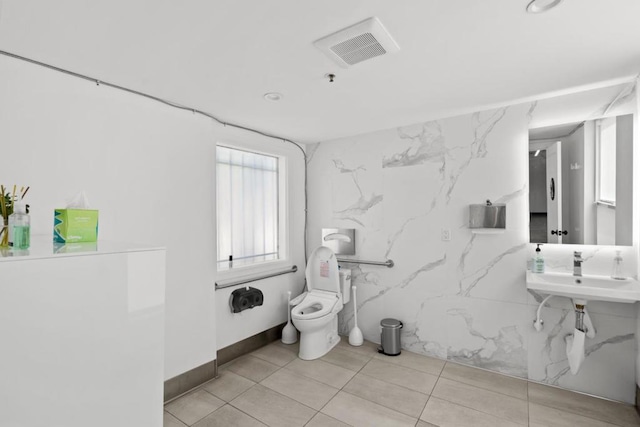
[336,258,394,268]
[215,265,298,290]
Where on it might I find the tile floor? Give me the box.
[164,338,640,427]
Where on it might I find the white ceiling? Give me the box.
[1,0,639,144]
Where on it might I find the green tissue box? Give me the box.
[53,209,99,243]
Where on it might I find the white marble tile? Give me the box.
[446,297,529,378]
[307,98,638,404]
[528,305,637,403]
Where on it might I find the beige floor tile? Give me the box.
[440,362,528,400]
[321,346,371,371]
[343,373,429,418]
[528,382,640,427]
[164,411,187,427]
[202,370,255,402]
[306,413,351,427]
[224,355,280,383]
[252,342,298,367]
[360,358,438,394]
[230,384,316,427]
[286,358,356,389]
[421,396,521,427]
[273,339,300,355]
[261,368,339,410]
[335,338,379,359]
[416,422,438,427]
[321,391,417,427]
[165,389,225,426]
[432,377,528,425]
[192,405,267,427]
[529,402,619,427]
[374,350,445,376]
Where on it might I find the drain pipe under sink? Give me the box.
[566,299,590,375]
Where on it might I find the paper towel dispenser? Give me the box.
[469,200,506,229]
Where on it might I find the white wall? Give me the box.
[308,83,639,402]
[0,54,306,380]
[214,138,306,351]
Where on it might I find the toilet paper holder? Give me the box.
[230,286,264,313]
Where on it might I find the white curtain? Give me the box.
[216,146,279,268]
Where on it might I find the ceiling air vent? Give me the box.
[314,17,400,68]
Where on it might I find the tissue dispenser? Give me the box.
[53,209,99,243]
[322,228,355,255]
[469,202,506,229]
[230,287,264,313]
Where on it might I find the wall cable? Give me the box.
[0,48,309,263]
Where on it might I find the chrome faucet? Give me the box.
[573,251,584,277]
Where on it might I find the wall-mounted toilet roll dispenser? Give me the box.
[230,286,264,313]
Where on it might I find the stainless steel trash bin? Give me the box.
[378,318,402,356]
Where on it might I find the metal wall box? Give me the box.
[322,228,355,255]
[469,201,506,230]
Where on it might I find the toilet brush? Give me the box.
[348,286,364,346]
[281,291,297,344]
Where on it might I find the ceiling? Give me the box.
[1,0,639,144]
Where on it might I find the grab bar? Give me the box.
[336,258,394,268]
[215,265,298,290]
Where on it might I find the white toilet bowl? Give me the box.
[291,246,350,360]
[292,290,343,360]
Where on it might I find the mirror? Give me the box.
[529,114,633,245]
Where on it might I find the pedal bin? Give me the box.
[378,318,402,356]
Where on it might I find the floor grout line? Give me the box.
[166,339,639,427]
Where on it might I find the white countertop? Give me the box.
[0,235,164,262]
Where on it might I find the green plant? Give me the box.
[0,185,29,246]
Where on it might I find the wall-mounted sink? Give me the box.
[526,271,640,303]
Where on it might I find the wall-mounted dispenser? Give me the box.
[469,200,506,233]
[230,286,264,313]
[322,228,355,255]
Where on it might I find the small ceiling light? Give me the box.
[263,92,283,102]
[534,150,541,157]
[526,0,563,13]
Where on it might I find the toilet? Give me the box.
[291,246,351,360]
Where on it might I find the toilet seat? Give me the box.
[291,291,339,321]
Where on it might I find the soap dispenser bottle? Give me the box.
[533,244,545,274]
[8,200,30,250]
[611,250,625,280]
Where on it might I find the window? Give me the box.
[216,145,281,270]
[596,117,616,205]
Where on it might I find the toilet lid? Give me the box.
[305,246,340,294]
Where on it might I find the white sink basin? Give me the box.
[526,271,640,303]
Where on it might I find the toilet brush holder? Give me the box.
[348,286,363,346]
[281,291,298,344]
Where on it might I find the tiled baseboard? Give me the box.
[164,359,218,403]
[217,322,285,366]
